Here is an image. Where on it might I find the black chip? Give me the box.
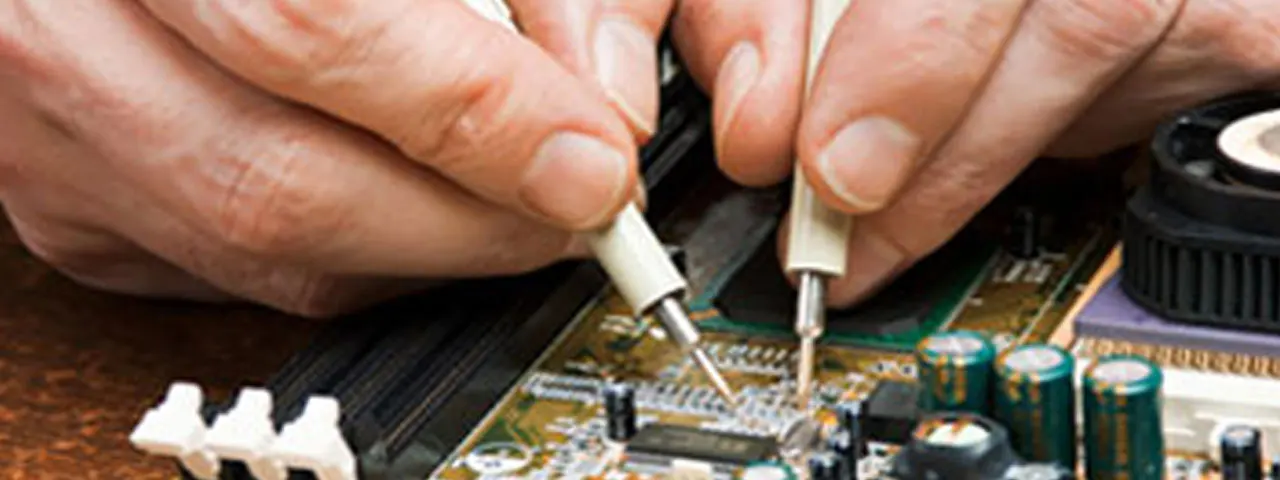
[713,229,989,337]
[864,380,923,444]
[625,424,776,466]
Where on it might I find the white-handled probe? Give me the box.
[459,0,738,407]
[787,0,854,409]
[587,205,738,407]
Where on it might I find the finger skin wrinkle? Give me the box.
[395,52,520,179]
[916,0,1025,64]
[191,0,407,86]
[205,126,348,258]
[1208,0,1280,80]
[1032,0,1184,63]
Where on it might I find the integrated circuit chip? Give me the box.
[700,222,996,351]
[624,424,777,469]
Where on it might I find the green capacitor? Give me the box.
[916,330,996,415]
[994,343,1076,470]
[1083,354,1164,480]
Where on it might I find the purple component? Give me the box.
[1075,273,1280,356]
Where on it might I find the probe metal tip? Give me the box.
[651,297,739,408]
[794,272,827,410]
[691,347,739,409]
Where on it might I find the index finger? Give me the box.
[141,0,639,230]
[798,0,1029,213]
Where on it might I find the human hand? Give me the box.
[671,0,1280,306]
[0,0,669,317]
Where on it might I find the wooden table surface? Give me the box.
[0,214,322,478]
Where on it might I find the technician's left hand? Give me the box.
[671,0,1280,307]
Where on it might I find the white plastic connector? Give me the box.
[1076,360,1280,460]
[585,204,689,312]
[784,0,854,277]
[205,388,286,480]
[128,382,220,480]
[271,396,357,480]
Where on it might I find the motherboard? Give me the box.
[128,57,1280,479]
[428,92,1280,479]
[429,155,1127,479]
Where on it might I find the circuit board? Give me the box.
[430,172,1122,478]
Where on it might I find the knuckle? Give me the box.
[881,3,1015,81]
[396,63,515,174]
[1213,2,1280,78]
[1034,0,1180,61]
[204,0,382,83]
[208,139,340,257]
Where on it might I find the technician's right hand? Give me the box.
[0,1,668,317]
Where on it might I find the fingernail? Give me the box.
[816,116,923,211]
[522,132,629,228]
[594,19,657,136]
[714,42,761,152]
[834,230,906,305]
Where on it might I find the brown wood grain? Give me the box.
[0,213,320,478]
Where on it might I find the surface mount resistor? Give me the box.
[994,343,1076,470]
[916,331,996,415]
[1083,355,1165,480]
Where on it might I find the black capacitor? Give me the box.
[828,431,858,480]
[834,401,865,455]
[602,383,636,441]
[1269,459,1280,480]
[1221,425,1263,480]
[1007,207,1039,259]
[835,401,862,433]
[809,452,840,480]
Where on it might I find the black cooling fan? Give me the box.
[1122,92,1280,331]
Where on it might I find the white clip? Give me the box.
[271,396,357,480]
[129,382,220,480]
[206,388,287,480]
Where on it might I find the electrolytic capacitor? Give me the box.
[916,331,996,415]
[602,383,636,441]
[808,452,839,480]
[994,343,1076,470]
[833,401,864,455]
[1083,355,1164,480]
[828,431,858,480]
[1220,425,1263,480]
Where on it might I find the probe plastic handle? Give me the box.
[784,0,854,277]
[585,204,688,312]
